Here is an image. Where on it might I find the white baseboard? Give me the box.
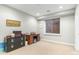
[42,39,74,46]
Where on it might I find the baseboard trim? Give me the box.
[42,39,74,46]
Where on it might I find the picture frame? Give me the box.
[6,19,21,27]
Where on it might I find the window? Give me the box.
[46,18,60,34]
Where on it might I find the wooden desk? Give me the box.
[26,34,40,45]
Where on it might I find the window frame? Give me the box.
[44,18,61,36]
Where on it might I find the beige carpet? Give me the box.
[1,40,78,55]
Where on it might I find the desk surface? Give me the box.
[26,34,40,36]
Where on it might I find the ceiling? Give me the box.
[6,4,76,17]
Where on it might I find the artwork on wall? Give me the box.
[6,19,21,27]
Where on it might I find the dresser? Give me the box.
[4,31,25,52]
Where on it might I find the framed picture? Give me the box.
[6,19,21,27]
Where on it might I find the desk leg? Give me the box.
[28,36,33,45]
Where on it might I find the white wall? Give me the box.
[38,14,74,45]
[75,5,79,50]
[22,16,38,33]
[0,5,75,49]
[0,5,38,42]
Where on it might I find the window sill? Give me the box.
[44,33,61,36]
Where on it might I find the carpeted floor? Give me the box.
[1,40,78,55]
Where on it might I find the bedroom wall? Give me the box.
[38,14,75,45]
[75,5,79,51]
[0,5,38,52]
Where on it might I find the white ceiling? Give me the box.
[6,4,76,17]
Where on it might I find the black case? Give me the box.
[4,32,25,52]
